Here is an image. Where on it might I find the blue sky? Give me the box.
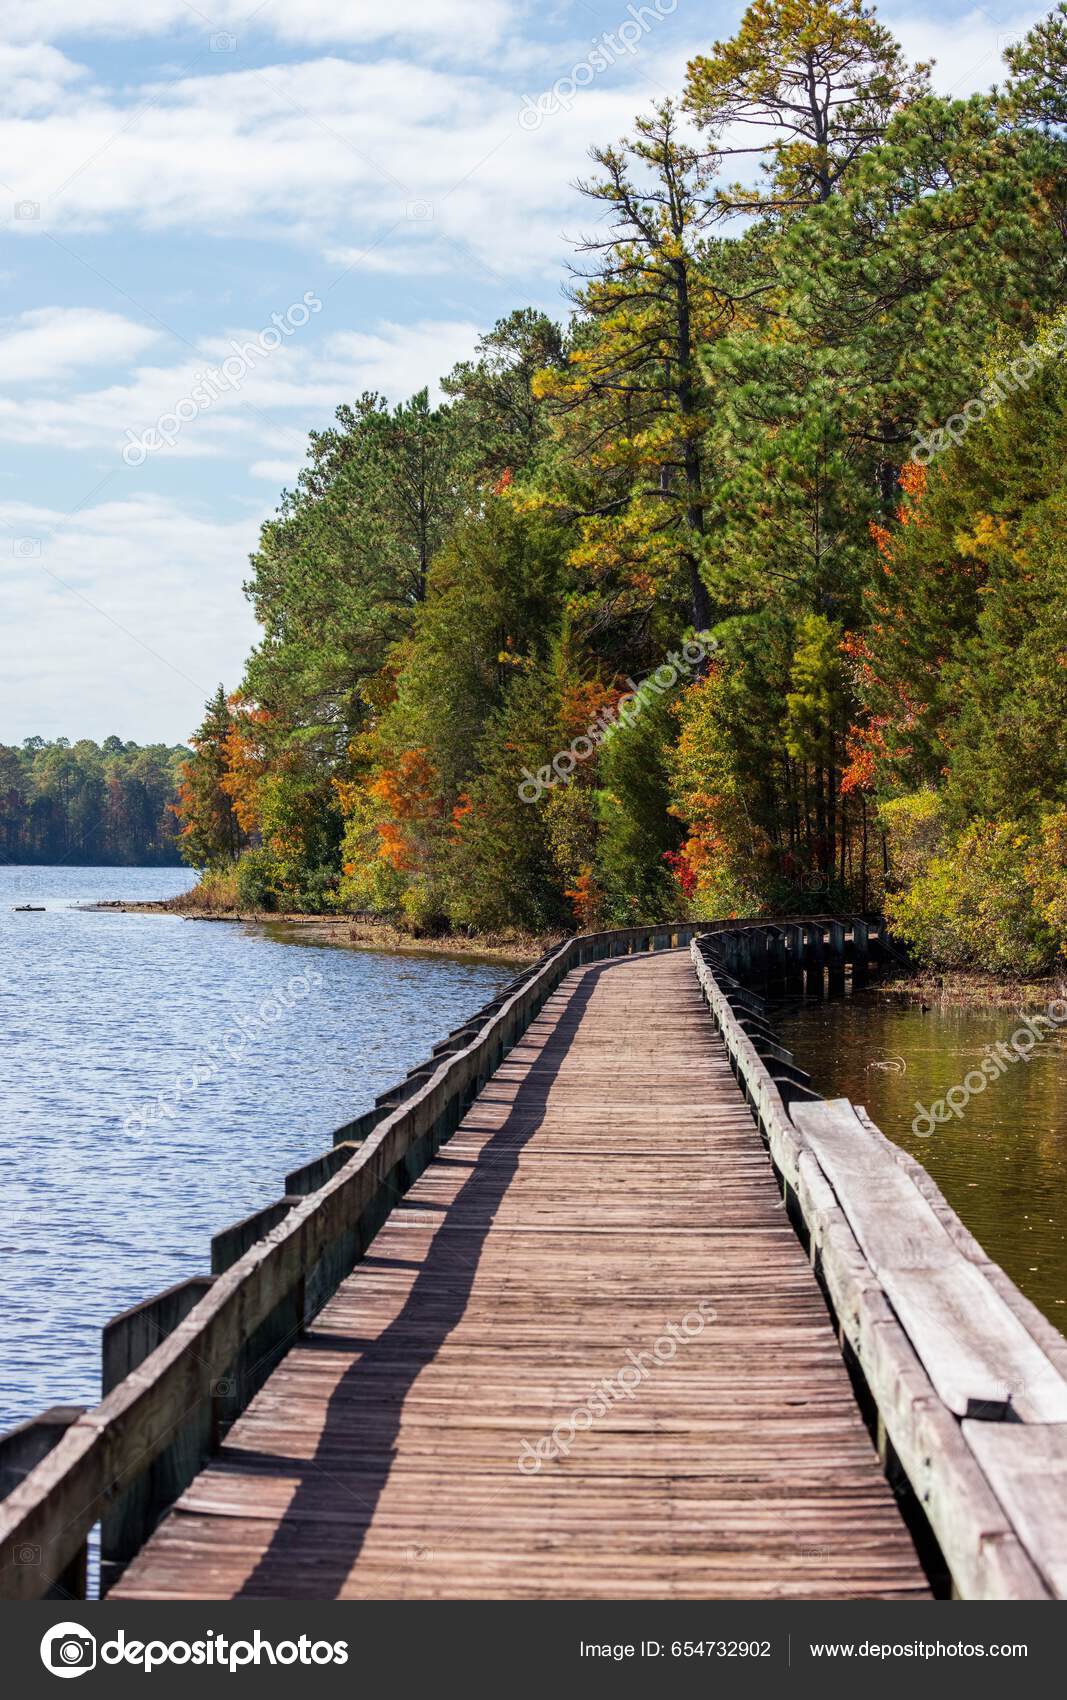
[0,0,1044,745]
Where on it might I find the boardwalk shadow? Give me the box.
[236,960,611,1597]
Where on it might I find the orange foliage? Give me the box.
[451,791,473,831]
[219,698,272,835]
[564,865,602,928]
[898,460,927,502]
[560,679,617,739]
[367,748,438,820]
[365,748,442,871]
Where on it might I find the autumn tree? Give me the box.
[537,100,741,636]
[684,0,930,211]
[175,688,246,869]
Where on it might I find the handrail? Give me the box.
[690,932,1067,1601]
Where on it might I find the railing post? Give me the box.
[800,921,824,996]
[826,919,846,989]
[719,930,739,977]
[781,923,804,987]
[765,926,787,986]
[100,1277,216,1593]
[0,1407,88,1599]
[852,917,870,985]
[735,928,752,984]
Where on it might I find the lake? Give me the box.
[0,866,515,1434]
[775,986,1067,1331]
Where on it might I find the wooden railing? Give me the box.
[690,929,1067,1601]
[0,919,720,1601]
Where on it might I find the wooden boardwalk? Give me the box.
[112,951,927,1600]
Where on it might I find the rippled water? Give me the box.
[0,866,514,1432]
[775,988,1067,1330]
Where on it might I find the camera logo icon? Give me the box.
[40,1623,97,1679]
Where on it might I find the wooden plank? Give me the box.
[963,1422,1067,1598]
[853,1106,1067,1387]
[791,1100,1067,1423]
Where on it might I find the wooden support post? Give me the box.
[331,1104,384,1146]
[284,1141,364,1198]
[100,1277,216,1592]
[210,1199,296,1272]
[800,921,824,996]
[826,919,846,989]
[0,1407,87,1599]
[764,926,787,986]
[734,928,753,984]
[781,923,804,987]
[852,917,870,985]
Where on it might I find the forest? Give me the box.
[0,739,185,866]
[175,0,1067,975]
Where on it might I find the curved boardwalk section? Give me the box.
[112,951,927,1600]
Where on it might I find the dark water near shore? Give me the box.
[775,987,1067,1331]
[0,866,514,1433]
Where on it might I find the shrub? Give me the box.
[171,866,239,912]
[233,847,283,912]
[1026,809,1067,961]
[879,790,946,889]
[885,819,1056,975]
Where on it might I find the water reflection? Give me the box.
[775,988,1067,1331]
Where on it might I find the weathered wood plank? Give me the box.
[791,1100,1067,1423]
[963,1422,1067,1598]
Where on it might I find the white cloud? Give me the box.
[0,315,483,466]
[0,0,515,50]
[322,319,483,400]
[0,42,86,113]
[885,8,1043,97]
[0,493,260,743]
[249,458,297,482]
[0,44,691,278]
[0,306,159,383]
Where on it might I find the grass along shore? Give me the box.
[88,896,556,964]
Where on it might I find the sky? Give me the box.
[0,0,1046,746]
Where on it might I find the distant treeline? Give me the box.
[0,738,186,865]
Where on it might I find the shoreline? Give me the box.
[869,967,1067,1010]
[85,901,558,964]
